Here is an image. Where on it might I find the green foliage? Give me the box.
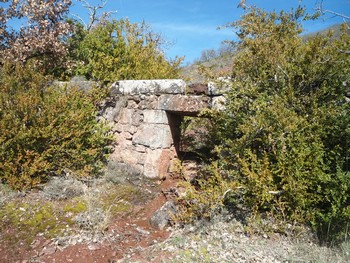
[176,163,237,223]
[179,116,212,160]
[0,63,113,190]
[67,19,183,82]
[181,6,350,242]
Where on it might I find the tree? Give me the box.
[69,19,183,82]
[0,0,74,70]
[198,48,218,62]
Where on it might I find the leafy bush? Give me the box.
[176,163,237,223]
[67,19,183,82]
[180,6,350,243]
[0,63,112,190]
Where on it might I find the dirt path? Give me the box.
[0,176,179,263]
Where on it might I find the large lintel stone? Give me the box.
[158,94,209,114]
[110,79,186,95]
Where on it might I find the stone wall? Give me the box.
[99,79,225,179]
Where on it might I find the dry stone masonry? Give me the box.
[100,79,225,179]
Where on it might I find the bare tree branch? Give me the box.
[76,0,117,31]
[315,0,350,54]
[315,0,350,21]
[70,13,87,29]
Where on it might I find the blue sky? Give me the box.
[70,0,348,64]
[3,0,349,64]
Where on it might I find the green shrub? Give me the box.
[67,19,183,82]
[0,63,112,190]
[176,163,237,223]
[180,6,350,243]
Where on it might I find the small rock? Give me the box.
[30,239,41,249]
[136,227,150,236]
[88,244,100,251]
[42,246,56,255]
[42,239,51,247]
[150,201,177,230]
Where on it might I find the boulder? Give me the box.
[150,201,177,230]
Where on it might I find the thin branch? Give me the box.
[70,13,87,29]
[76,0,117,31]
[315,0,350,20]
[318,8,350,20]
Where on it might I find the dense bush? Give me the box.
[67,19,183,82]
[0,3,184,191]
[0,63,112,190]
[180,6,350,242]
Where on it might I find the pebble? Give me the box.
[41,246,56,255]
[136,227,150,236]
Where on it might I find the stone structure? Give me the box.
[100,79,225,179]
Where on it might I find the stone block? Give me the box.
[110,79,186,95]
[138,99,158,110]
[117,148,142,166]
[211,96,226,111]
[116,138,133,149]
[133,124,172,149]
[99,96,127,122]
[188,83,209,95]
[143,149,172,179]
[102,107,120,122]
[120,131,132,140]
[135,145,146,153]
[113,123,138,134]
[127,100,138,109]
[53,79,98,93]
[118,108,134,124]
[105,161,143,184]
[132,110,143,126]
[208,78,231,96]
[158,94,209,115]
[143,110,168,124]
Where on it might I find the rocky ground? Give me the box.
[153,217,350,262]
[0,174,349,263]
[0,174,178,263]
